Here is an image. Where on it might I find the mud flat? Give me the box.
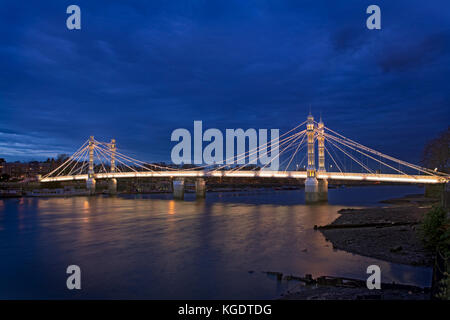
[316,194,438,266]
[281,194,438,300]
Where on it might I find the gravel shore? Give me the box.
[318,194,438,266]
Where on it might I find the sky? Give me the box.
[0,0,449,165]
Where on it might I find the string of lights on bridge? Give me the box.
[40,116,449,184]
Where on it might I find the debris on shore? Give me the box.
[281,285,430,300]
[278,273,430,300]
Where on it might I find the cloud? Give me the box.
[331,27,369,53]
[0,1,448,164]
[378,32,449,73]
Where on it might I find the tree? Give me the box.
[422,127,450,173]
[56,154,69,164]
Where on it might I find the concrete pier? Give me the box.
[195,178,206,199]
[108,178,117,195]
[318,179,328,202]
[305,177,319,203]
[173,179,185,200]
[86,178,96,195]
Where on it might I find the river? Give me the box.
[0,185,432,299]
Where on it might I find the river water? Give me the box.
[0,185,432,299]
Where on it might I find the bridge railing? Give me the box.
[39,170,448,184]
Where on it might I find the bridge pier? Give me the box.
[108,178,117,195]
[195,178,206,199]
[318,179,328,202]
[304,178,328,203]
[86,178,96,195]
[173,179,185,200]
[305,177,319,203]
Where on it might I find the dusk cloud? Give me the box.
[0,0,449,164]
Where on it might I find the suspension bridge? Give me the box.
[39,114,449,202]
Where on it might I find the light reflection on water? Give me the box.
[0,185,431,299]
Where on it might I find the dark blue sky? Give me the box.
[0,0,449,164]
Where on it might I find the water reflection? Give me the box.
[168,200,175,215]
[0,186,431,299]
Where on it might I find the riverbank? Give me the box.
[318,194,438,266]
[281,283,430,300]
[282,193,439,300]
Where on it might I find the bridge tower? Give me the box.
[317,118,325,173]
[86,136,96,195]
[305,113,319,202]
[317,117,328,201]
[108,138,117,195]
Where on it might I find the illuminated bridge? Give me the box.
[39,114,449,202]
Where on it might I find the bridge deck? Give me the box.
[40,170,447,184]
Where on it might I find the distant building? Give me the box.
[0,159,56,180]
